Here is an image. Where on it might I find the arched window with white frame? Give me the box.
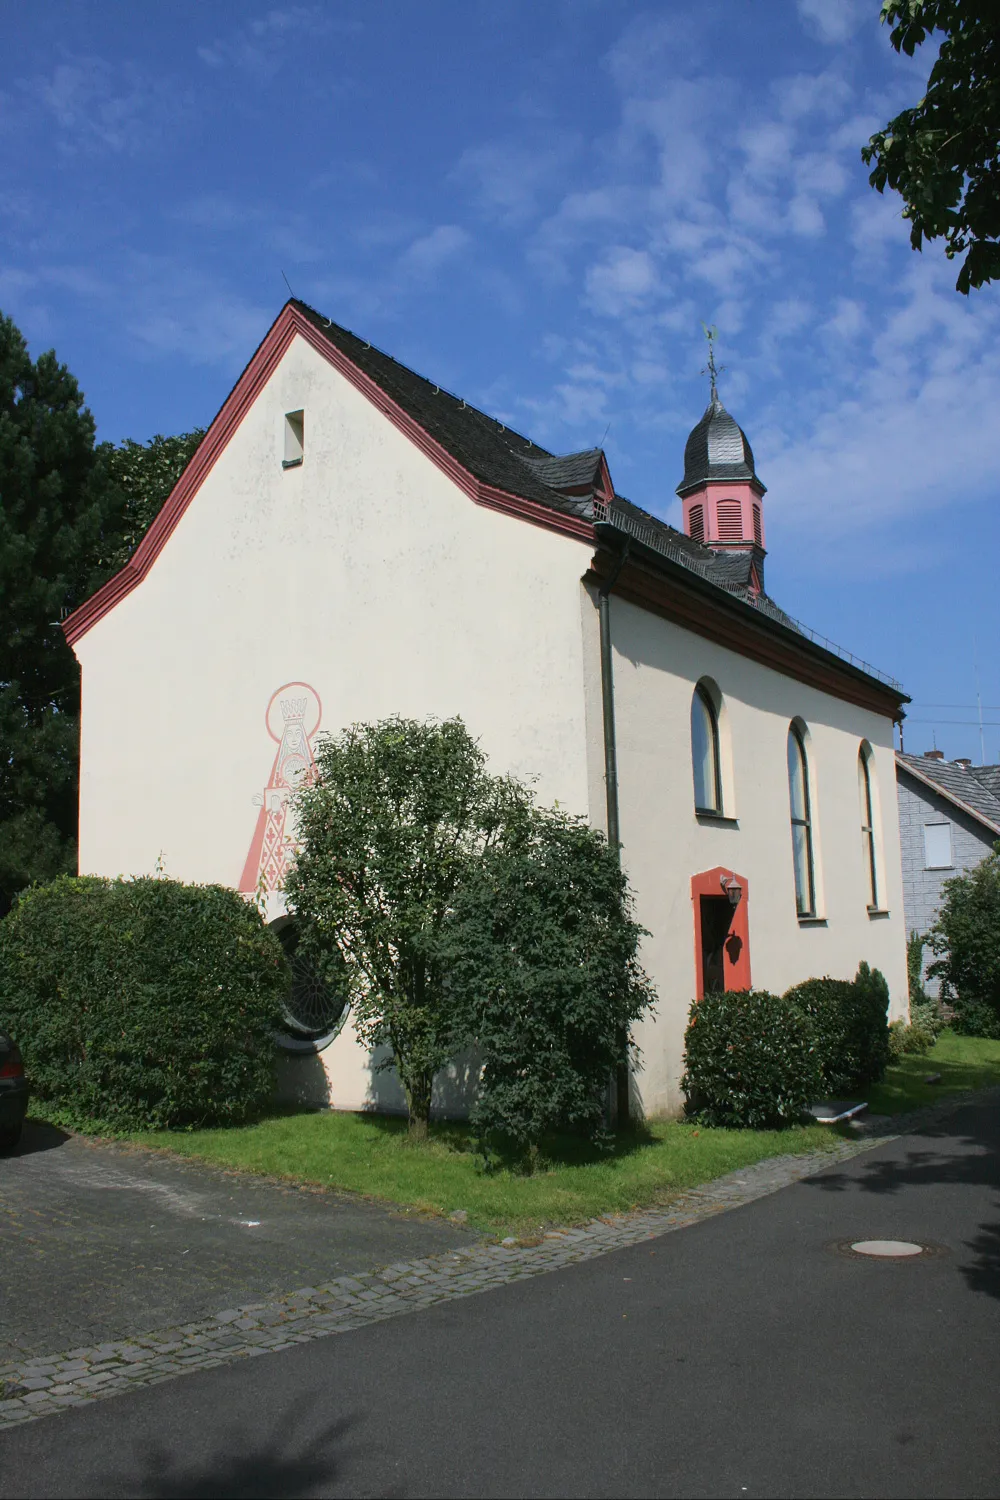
[858,742,880,910]
[691,682,723,814]
[787,722,815,916]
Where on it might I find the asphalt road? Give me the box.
[2,1100,998,1499]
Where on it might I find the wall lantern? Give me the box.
[719,872,743,907]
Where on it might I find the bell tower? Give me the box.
[678,330,767,591]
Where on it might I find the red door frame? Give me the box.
[691,866,752,1000]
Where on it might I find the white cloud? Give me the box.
[795,0,868,46]
[788,195,825,237]
[19,56,182,156]
[585,247,658,316]
[454,138,579,224]
[822,297,866,341]
[197,6,355,71]
[763,262,1000,559]
[739,122,795,182]
[398,225,471,278]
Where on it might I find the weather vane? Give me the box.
[700,322,725,401]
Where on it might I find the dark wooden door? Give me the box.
[699,895,733,995]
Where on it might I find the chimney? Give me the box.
[954,757,972,768]
[923,749,945,761]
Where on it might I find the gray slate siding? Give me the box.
[897,771,996,993]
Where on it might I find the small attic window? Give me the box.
[283,410,304,469]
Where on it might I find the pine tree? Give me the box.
[0,314,120,906]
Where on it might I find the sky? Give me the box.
[3,0,999,761]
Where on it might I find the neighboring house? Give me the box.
[63,301,910,1118]
[896,750,1000,994]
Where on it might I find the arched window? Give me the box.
[691,684,722,813]
[787,724,815,916]
[858,744,879,909]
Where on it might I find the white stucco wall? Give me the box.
[75,331,593,1110]
[599,593,909,1117]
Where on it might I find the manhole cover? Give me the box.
[832,1239,947,1261]
[851,1239,923,1258]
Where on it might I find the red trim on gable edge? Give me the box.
[63,304,595,648]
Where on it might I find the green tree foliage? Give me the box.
[0,314,119,905]
[862,1,1000,293]
[0,875,288,1129]
[286,717,529,1137]
[928,844,1000,1036]
[442,808,655,1161]
[96,428,204,575]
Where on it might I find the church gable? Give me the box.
[64,302,598,648]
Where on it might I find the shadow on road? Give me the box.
[8,1120,72,1158]
[106,1400,358,1499]
[804,1112,1000,1302]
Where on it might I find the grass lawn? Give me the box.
[128,1111,836,1240]
[861,1029,1000,1115]
[104,1032,1000,1241]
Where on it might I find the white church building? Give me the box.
[65,301,910,1118]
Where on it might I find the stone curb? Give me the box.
[1,1085,993,1432]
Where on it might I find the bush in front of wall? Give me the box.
[784,963,891,1095]
[906,930,948,1039]
[0,875,288,1130]
[681,988,823,1129]
[927,848,1000,1038]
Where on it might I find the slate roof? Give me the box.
[677,395,764,497]
[896,752,1000,833]
[294,300,591,521]
[292,299,900,696]
[970,765,1000,802]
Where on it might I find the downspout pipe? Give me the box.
[598,537,630,1127]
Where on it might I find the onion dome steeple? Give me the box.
[676,327,767,590]
[677,394,763,498]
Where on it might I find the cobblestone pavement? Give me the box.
[0,1123,475,1362]
[2,1088,993,1434]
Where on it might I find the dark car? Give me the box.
[0,1033,28,1149]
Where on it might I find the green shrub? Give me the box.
[907,931,947,1038]
[853,961,893,1081]
[928,847,1000,1038]
[681,989,823,1129]
[784,963,891,1094]
[888,1017,935,1059]
[0,875,288,1130]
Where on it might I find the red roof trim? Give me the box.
[63,303,595,648]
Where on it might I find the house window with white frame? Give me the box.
[923,822,952,870]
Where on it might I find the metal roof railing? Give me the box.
[595,501,904,694]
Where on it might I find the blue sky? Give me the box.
[4,1,999,759]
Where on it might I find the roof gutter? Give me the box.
[598,537,631,1129]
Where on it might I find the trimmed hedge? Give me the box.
[784,962,891,1094]
[681,988,823,1128]
[0,875,289,1130]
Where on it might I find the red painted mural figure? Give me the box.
[239,682,322,898]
